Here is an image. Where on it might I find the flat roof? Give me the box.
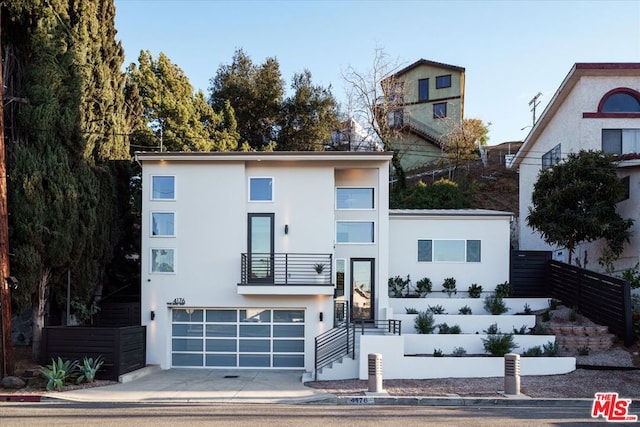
[390,209,513,217]
[135,151,393,162]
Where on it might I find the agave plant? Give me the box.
[40,357,79,391]
[76,356,105,384]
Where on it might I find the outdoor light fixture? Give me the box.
[319,312,323,322]
[5,276,18,290]
[284,224,289,234]
[150,310,155,321]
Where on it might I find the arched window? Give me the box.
[601,92,640,113]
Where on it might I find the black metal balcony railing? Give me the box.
[240,253,333,286]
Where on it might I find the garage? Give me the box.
[171,308,305,368]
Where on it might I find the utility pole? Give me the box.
[528,92,543,126]
[0,5,14,377]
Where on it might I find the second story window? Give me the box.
[249,177,273,202]
[602,129,640,155]
[152,212,175,236]
[418,78,429,102]
[436,75,451,89]
[541,143,561,169]
[336,221,374,244]
[152,176,175,200]
[433,102,447,118]
[336,188,374,209]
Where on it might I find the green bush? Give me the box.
[482,323,518,356]
[494,281,512,298]
[522,346,543,357]
[40,357,79,392]
[451,347,467,357]
[483,293,509,315]
[620,264,640,289]
[414,311,435,334]
[405,307,418,314]
[388,275,410,297]
[428,304,447,314]
[512,325,527,335]
[522,303,532,314]
[415,277,432,297]
[543,341,558,356]
[458,305,472,315]
[437,323,461,334]
[530,323,548,335]
[442,277,457,297]
[433,348,444,357]
[467,283,483,298]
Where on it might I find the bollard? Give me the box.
[504,353,521,395]
[368,353,383,393]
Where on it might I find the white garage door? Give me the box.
[171,308,305,368]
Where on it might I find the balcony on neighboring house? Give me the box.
[238,253,334,295]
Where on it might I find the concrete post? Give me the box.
[504,353,521,395]
[368,353,383,393]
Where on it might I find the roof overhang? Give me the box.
[135,151,394,163]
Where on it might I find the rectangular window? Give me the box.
[249,177,273,202]
[387,110,403,128]
[620,175,630,202]
[151,248,175,273]
[541,143,561,169]
[336,221,374,243]
[151,212,175,236]
[602,129,640,155]
[418,79,429,101]
[436,75,452,89]
[433,102,447,118]
[417,239,481,262]
[152,176,175,200]
[335,259,345,298]
[336,188,374,209]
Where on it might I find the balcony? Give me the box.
[239,253,334,295]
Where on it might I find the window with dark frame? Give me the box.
[418,79,429,102]
[417,239,481,262]
[436,75,452,89]
[602,129,640,155]
[541,143,561,169]
[433,102,447,118]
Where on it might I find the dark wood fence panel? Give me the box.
[42,326,146,381]
[96,302,141,327]
[548,260,634,346]
[510,251,552,297]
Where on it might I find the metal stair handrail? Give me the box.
[405,116,445,147]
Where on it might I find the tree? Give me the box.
[3,0,135,359]
[209,49,284,150]
[440,118,490,178]
[342,47,407,186]
[279,70,340,151]
[526,150,633,265]
[127,51,239,152]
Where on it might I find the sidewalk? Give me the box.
[24,367,596,407]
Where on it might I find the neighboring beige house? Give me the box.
[328,118,382,152]
[510,63,640,273]
[383,59,466,172]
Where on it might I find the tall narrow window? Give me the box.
[335,259,345,298]
[152,176,175,200]
[418,79,429,101]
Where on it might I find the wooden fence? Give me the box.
[42,325,146,381]
[510,250,552,297]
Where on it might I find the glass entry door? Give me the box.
[248,213,274,282]
[350,258,374,322]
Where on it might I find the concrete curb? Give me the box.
[334,395,595,407]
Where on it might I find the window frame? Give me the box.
[335,221,375,244]
[417,239,481,263]
[151,211,176,237]
[248,177,274,202]
[335,187,375,210]
[418,78,429,102]
[433,102,447,118]
[435,74,452,89]
[151,248,176,274]
[541,143,561,169]
[151,175,176,201]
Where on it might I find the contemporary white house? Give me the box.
[510,63,640,274]
[136,151,573,379]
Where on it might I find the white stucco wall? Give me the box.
[138,153,392,370]
[518,75,640,272]
[388,211,512,293]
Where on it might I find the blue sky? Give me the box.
[114,0,640,145]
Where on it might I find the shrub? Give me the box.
[452,347,467,357]
[414,311,435,334]
[458,305,472,315]
[512,325,527,335]
[620,264,640,289]
[548,298,559,310]
[569,306,579,322]
[483,293,509,315]
[522,346,543,357]
[433,348,444,357]
[40,357,79,392]
[578,345,590,356]
[494,281,512,298]
[529,323,548,335]
[76,356,104,384]
[438,323,461,334]
[543,341,558,356]
[405,307,418,314]
[388,275,410,297]
[428,304,447,314]
[522,303,532,315]
[442,277,457,297]
[415,277,432,297]
[467,283,483,298]
[482,324,518,356]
